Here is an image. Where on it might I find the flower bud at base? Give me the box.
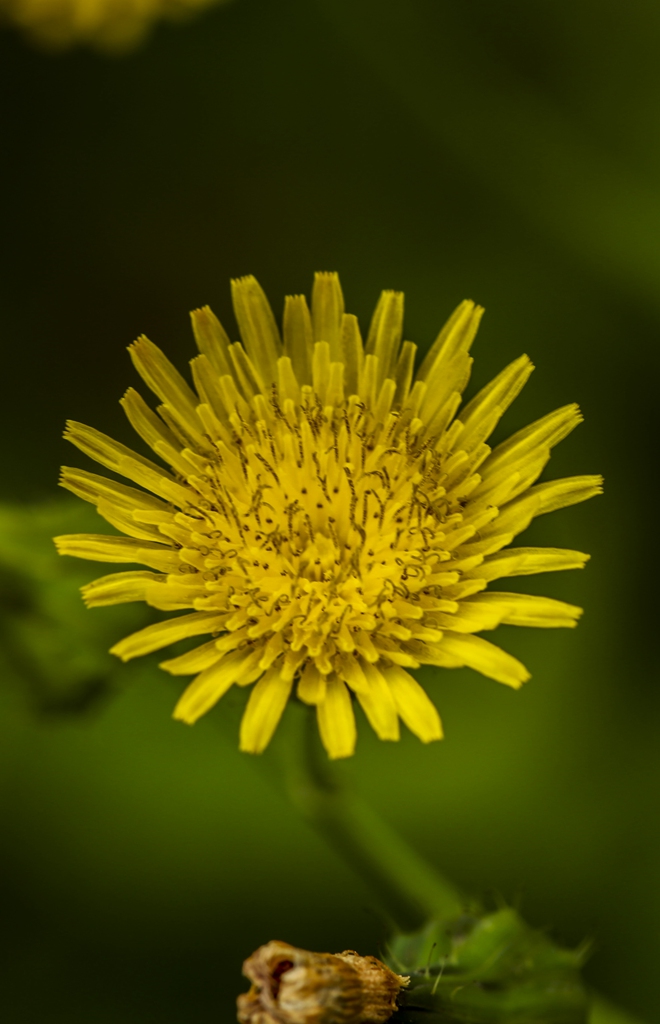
[237,941,409,1024]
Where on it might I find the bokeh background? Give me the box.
[1,1,659,1021]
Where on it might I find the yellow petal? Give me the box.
[174,648,260,725]
[473,459,548,513]
[426,390,464,442]
[336,652,368,693]
[365,290,404,385]
[469,592,583,628]
[144,577,207,611]
[160,633,248,675]
[54,533,180,572]
[437,592,582,632]
[533,475,604,516]
[158,634,230,675]
[416,300,482,385]
[190,354,232,426]
[421,372,469,436]
[457,354,534,452]
[277,356,302,406]
[354,630,381,662]
[384,665,443,743]
[128,335,202,437]
[94,500,165,542]
[190,306,233,377]
[216,371,252,420]
[297,662,327,705]
[312,272,344,362]
[63,421,191,507]
[231,276,282,387]
[120,387,179,456]
[83,570,165,608]
[482,404,582,482]
[283,294,313,385]
[312,341,332,403]
[374,377,396,423]
[480,474,603,542]
[355,662,400,741]
[433,603,505,634]
[59,466,169,518]
[435,632,530,688]
[228,341,266,399]
[373,643,420,668]
[239,667,293,753]
[259,632,285,670]
[280,648,308,683]
[316,677,357,759]
[393,340,416,408]
[358,352,379,409]
[340,313,364,396]
[476,547,590,581]
[325,361,345,409]
[110,610,223,660]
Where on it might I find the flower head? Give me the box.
[1,0,228,51]
[56,273,601,757]
[237,941,408,1024]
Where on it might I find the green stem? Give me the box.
[588,996,647,1024]
[277,707,465,931]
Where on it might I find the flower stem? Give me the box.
[266,709,651,1024]
[276,707,465,932]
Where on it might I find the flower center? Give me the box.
[163,385,465,683]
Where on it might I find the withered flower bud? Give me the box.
[237,940,409,1024]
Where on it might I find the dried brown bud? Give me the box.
[237,941,409,1024]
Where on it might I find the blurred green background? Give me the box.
[0,1,658,1021]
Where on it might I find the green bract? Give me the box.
[387,908,589,1024]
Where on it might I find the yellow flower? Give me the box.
[55,274,602,758]
[1,0,228,52]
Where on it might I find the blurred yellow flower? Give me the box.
[56,274,601,758]
[1,0,229,51]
